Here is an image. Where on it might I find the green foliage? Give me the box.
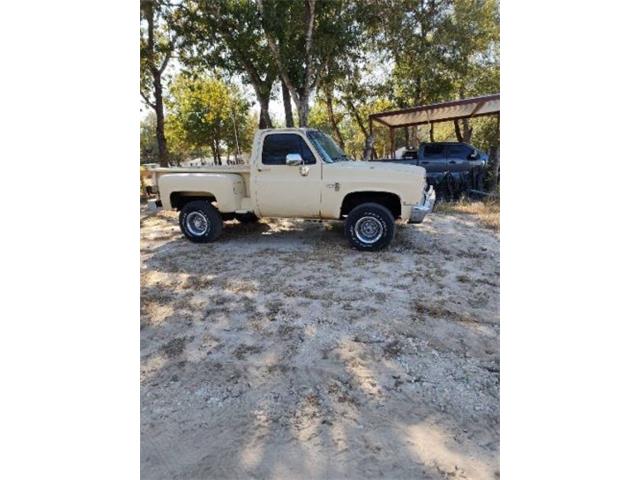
[309,97,395,160]
[258,0,369,125]
[375,0,499,104]
[467,116,499,152]
[175,0,279,127]
[141,0,500,163]
[165,74,254,163]
[140,112,158,164]
[140,0,175,106]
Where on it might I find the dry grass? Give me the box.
[435,199,500,232]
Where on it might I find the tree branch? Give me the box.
[343,97,367,137]
[158,40,174,74]
[302,0,316,91]
[140,90,156,109]
[256,0,300,106]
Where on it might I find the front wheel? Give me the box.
[345,203,395,251]
[179,200,223,243]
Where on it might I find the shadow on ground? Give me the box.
[141,212,500,479]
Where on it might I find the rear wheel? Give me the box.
[179,200,223,243]
[345,202,395,251]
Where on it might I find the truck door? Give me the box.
[445,144,471,173]
[254,132,322,218]
[418,143,446,174]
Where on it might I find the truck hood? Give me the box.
[324,160,425,179]
[323,160,426,206]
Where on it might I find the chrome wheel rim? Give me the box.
[185,211,209,236]
[354,216,384,244]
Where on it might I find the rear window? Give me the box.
[262,134,315,165]
[421,144,445,158]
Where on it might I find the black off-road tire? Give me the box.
[179,200,223,243]
[345,202,395,251]
[236,212,259,224]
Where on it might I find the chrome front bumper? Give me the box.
[408,186,436,223]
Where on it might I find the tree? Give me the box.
[373,0,499,145]
[309,96,393,161]
[165,74,252,165]
[256,0,363,127]
[440,0,499,142]
[140,112,158,164]
[175,0,278,129]
[140,0,175,167]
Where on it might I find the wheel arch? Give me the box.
[169,191,217,211]
[339,191,402,219]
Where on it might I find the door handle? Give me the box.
[448,161,456,164]
[257,167,271,172]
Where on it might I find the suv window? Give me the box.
[262,133,315,165]
[421,144,445,159]
[447,145,471,159]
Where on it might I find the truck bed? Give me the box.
[370,158,419,166]
[150,165,251,174]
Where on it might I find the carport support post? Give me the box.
[389,127,395,159]
[363,117,374,161]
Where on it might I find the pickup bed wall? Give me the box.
[157,173,246,212]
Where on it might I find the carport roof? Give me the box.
[369,93,500,129]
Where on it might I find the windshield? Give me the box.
[306,130,350,163]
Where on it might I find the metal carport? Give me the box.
[369,93,500,153]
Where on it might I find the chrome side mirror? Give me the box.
[285,153,303,166]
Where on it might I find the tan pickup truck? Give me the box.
[149,128,435,250]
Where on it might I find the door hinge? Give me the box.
[326,182,340,192]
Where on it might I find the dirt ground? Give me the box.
[140,206,499,480]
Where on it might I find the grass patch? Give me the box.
[434,199,500,232]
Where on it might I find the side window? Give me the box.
[447,145,471,160]
[421,144,445,160]
[262,134,316,165]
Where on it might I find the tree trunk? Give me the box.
[142,1,170,167]
[363,134,375,161]
[461,118,473,143]
[281,78,294,127]
[257,95,272,129]
[153,73,168,167]
[454,119,464,142]
[429,122,435,142]
[325,88,345,149]
[410,126,418,147]
[296,94,309,127]
[346,98,377,160]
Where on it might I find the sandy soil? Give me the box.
[141,208,499,480]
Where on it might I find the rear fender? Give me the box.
[158,173,245,212]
